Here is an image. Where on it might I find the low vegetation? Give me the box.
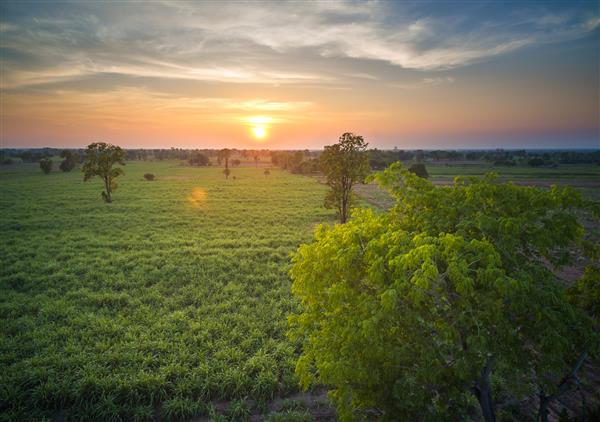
[39,157,53,174]
[0,162,332,420]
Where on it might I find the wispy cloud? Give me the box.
[392,77,455,90]
[1,0,597,90]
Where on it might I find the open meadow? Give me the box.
[0,162,334,421]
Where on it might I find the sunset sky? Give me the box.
[1,0,599,149]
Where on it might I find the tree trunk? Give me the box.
[104,176,112,203]
[539,392,549,422]
[538,350,588,422]
[473,364,496,422]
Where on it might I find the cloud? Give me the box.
[392,76,455,90]
[1,0,597,92]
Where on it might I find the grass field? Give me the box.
[356,162,600,210]
[0,162,333,421]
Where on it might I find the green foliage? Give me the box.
[82,142,126,203]
[408,163,429,178]
[289,162,598,421]
[143,173,155,181]
[321,132,370,223]
[39,158,53,174]
[59,150,78,172]
[162,396,205,420]
[0,163,333,420]
[528,157,545,167]
[568,265,600,324]
[226,399,251,421]
[189,151,210,166]
[265,410,314,422]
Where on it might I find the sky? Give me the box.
[1,0,599,149]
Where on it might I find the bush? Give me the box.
[528,157,545,167]
[39,158,53,174]
[143,173,155,181]
[408,163,429,178]
[189,151,209,166]
[59,150,78,172]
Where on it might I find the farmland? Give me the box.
[0,162,333,421]
[1,159,599,421]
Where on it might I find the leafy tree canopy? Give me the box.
[321,132,370,223]
[82,142,125,203]
[289,162,598,421]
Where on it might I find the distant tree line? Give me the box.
[2,147,598,173]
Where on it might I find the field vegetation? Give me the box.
[0,162,333,420]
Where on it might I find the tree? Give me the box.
[39,158,53,174]
[218,149,231,168]
[189,151,209,166]
[82,142,125,203]
[59,150,78,172]
[320,133,370,224]
[289,163,597,421]
[408,163,429,178]
[218,149,232,179]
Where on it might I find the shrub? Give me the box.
[408,163,429,178]
[189,151,209,166]
[143,173,155,181]
[59,150,78,172]
[528,157,545,167]
[39,158,53,174]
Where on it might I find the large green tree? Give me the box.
[82,142,125,203]
[321,132,370,223]
[289,162,598,421]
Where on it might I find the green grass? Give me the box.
[0,162,333,421]
[423,162,600,181]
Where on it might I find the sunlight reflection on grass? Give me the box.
[187,187,207,208]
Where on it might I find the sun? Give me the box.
[252,125,267,139]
